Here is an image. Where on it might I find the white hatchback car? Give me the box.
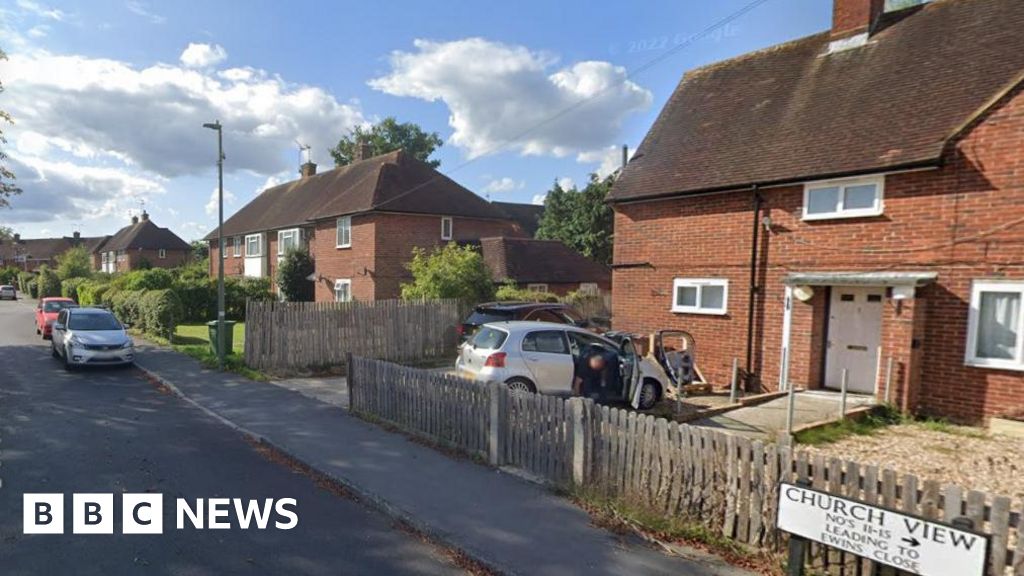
[456,321,668,410]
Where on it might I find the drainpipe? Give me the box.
[745,186,762,390]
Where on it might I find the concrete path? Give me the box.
[135,344,755,576]
[691,390,876,439]
[272,375,349,408]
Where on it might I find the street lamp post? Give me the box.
[203,120,226,371]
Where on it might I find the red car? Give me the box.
[35,297,78,339]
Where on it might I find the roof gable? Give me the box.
[104,220,191,252]
[611,0,1024,202]
[481,237,610,284]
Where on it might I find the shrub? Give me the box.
[60,277,90,301]
[110,290,145,327]
[27,277,38,299]
[37,266,62,298]
[225,276,272,320]
[276,248,315,302]
[401,243,494,302]
[493,281,560,303]
[0,266,19,285]
[173,276,215,323]
[17,271,33,294]
[140,289,183,339]
[121,268,174,291]
[77,281,111,306]
[55,246,93,280]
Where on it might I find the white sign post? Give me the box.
[777,482,989,576]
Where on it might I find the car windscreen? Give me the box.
[466,310,513,325]
[43,301,73,313]
[470,327,508,350]
[553,308,586,325]
[67,313,121,331]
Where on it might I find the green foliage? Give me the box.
[109,289,144,326]
[173,277,215,323]
[77,281,111,306]
[189,240,209,262]
[26,277,38,298]
[225,276,272,320]
[536,174,614,265]
[794,406,902,445]
[330,117,443,168]
[1,47,22,207]
[17,271,33,295]
[0,265,18,285]
[494,280,560,303]
[275,248,314,302]
[36,266,61,298]
[55,246,93,280]
[139,289,183,339]
[401,243,494,302]
[118,268,174,291]
[60,277,89,301]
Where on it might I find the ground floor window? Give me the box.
[527,283,549,293]
[578,282,599,295]
[966,280,1024,370]
[672,278,728,315]
[334,279,352,302]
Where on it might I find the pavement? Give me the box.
[691,390,877,439]
[272,375,350,408]
[130,342,756,575]
[0,298,467,576]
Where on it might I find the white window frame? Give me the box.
[158,249,166,259]
[578,282,599,295]
[245,233,262,258]
[336,216,352,249]
[101,253,108,264]
[277,228,300,256]
[527,283,549,293]
[334,279,352,302]
[964,280,1024,371]
[802,175,884,221]
[441,216,453,241]
[233,236,241,258]
[671,278,729,315]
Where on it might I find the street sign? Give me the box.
[777,482,989,576]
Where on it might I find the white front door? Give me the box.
[825,286,883,394]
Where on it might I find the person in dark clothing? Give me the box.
[573,344,619,402]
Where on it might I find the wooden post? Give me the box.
[570,397,586,486]
[883,356,894,404]
[345,352,355,411]
[785,479,811,576]
[488,381,504,467]
[840,368,848,420]
[729,357,739,404]
[785,383,796,437]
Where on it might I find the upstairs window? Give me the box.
[245,234,262,257]
[278,229,300,255]
[672,278,728,315]
[158,249,166,259]
[336,216,352,248]
[441,216,453,241]
[803,176,884,220]
[965,280,1024,371]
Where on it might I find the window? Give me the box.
[441,216,453,241]
[965,280,1024,371]
[521,330,569,354]
[233,236,241,257]
[278,228,300,256]
[803,176,884,220]
[334,279,352,302]
[158,249,166,259]
[527,283,549,292]
[117,250,126,263]
[101,253,108,264]
[578,282,599,295]
[336,216,352,248]
[525,310,563,323]
[672,278,728,315]
[470,327,508,350]
[245,234,262,257]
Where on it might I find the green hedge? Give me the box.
[37,266,61,298]
[139,289,183,339]
[17,272,33,295]
[60,277,90,301]
[77,281,111,306]
[0,266,18,285]
[27,278,38,299]
[225,276,273,320]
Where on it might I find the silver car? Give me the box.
[456,321,667,410]
[51,307,135,370]
[0,285,16,300]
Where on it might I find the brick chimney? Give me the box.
[13,233,20,242]
[355,142,374,162]
[832,0,885,39]
[141,210,149,222]
[132,215,139,225]
[73,231,81,240]
[300,161,317,178]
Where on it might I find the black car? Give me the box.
[459,301,590,343]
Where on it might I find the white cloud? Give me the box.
[557,176,576,190]
[369,38,651,160]
[482,176,524,195]
[125,1,165,24]
[578,145,633,179]
[2,50,366,179]
[16,0,66,21]
[27,24,51,38]
[205,187,236,216]
[531,193,547,206]
[180,42,227,68]
[256,171,290,194]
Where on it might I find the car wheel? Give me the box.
[638,379,661,410]
[51,343,59,358]
[62,348,75,372]
[36,326,40,335]
[505,377,536,395]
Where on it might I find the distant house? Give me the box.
[480,237,610,296]
[491,201,545,237]
[205,148,533,301]
[97,212,191,273]
[0,232,108,273]
[609,0,1024,424]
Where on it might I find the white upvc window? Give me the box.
[117,250,126,263]
[803,175,884,220]
[277,228,301,256]
[245,233,262,257]
[578,282,599,295]
[158,249,166,259]
[101,253,108,264]
[334,279,352,302]
[527,283,549,293]
[441,216,453,241]
[336,216,352,248]
[233,236,241,257]
[672,278,728,315]
[965,280,1024,371]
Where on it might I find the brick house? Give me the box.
[97,212,191,273]
[480,237,611,296]
[0,232,109,273]
[609,0,1024,424]
[206,148,530,301]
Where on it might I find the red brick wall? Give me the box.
[509,281,612,296]
[612,85,1024,424]
[831,0,884,38]
[311,214,377,301]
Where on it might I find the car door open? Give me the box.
[619,337,642,409]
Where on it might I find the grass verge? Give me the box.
[136,326,269,382]
[794,405,902,445]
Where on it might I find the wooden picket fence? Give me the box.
[245,299,467,372]
[349,357,1024,575]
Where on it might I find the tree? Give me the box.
[535,174,615,265]
[0,47,21,208]
[330,117,443,168]
[0,225,12,240]
[37,265,61,298]
[276,248,314,302]
[190,239,209,261]
[55,246,94,280]
[401,243,494,302]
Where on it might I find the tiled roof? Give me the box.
[480,237,610,285]
[0,235,109,262]
[491,202,545,237]
[103,219,191,252]
[610,0,1024,202]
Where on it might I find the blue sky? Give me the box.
[0,0,829,240]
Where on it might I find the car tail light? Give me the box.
[456,324,464,336]
[484,352,506,368]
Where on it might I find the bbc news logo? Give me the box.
[24,494,298,534]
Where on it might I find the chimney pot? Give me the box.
[73,231,81,240]
[355,142,374,162]
[132,215,139,225]
[300,161,318,178]
[831,0,885,39]
[13,233,20,242]
[141,211,149,222]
